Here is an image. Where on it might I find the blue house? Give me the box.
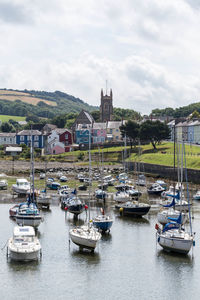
[75,124,92,145]
[16,130,44,148]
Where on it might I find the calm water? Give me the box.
[1,200,200,300]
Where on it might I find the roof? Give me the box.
[17,130,42,136]
[6,146,22,152]
[83,110,94,123]
[107,121,126,129]
[93,123,107,130]
[0,133,16,137]
[167,120,175,126]
[13,226,35,236]
[54,128,72,135]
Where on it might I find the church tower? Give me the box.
[100,88,113,122]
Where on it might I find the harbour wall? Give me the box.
[125,162,200,185]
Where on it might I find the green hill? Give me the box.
[152,101,200,118]
[0,89,97,118]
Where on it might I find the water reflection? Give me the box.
[7,260,40,272]
[101,232,112,242]
[115,215,150,225]
[70,249,100,265]
[156,249,194,265]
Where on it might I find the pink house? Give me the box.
[92,123,106,144]
[47,128,73,154]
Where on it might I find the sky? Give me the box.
[0,0,200,114]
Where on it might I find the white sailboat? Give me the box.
[156,141,195,254]
[8,226,41,261]
[15,129,42,228]
[69,126,101,251]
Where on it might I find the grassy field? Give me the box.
[47,142,200,170]
[0,91,56,106]
[0,115,26,122]
[127,142,200,169]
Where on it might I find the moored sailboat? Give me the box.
[69,126,101,251]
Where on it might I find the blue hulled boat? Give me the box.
[93,209,113,233]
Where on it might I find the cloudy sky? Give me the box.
[0,0,200,114]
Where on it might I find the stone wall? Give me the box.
[125,162,200,184]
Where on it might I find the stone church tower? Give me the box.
[100,89,113,122]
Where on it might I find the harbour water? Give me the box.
[1,200,200,300]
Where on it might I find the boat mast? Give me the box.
[30,126,35,202]
[88,125,91,222]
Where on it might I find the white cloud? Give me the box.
[0,0,200,114]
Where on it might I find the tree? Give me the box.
[140,120,170,150]
[51,114,67,128]
[120,120,139,148]
[0,122,14,132]
[189,110,200,119]
[91,110,100,122]
[26,114,40,123]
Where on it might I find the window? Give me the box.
[65,134,68,139]
[4,138,6,142]
[27,136,31,141]
[34,142,39,147]
[20,136,24,142]
[10,138,12,142]
[116,136,119,140]
[116,129,119,132]
[35,135,39,141]
[110,129,112,134]
[65,141,69,146]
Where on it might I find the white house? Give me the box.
[0,133,16,145]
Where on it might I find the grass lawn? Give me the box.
[128,142,200,169]
[0,115,26,122]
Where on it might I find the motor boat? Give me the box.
[0,179,8,190]
[103,175,115,186]
[8,226,41,261]
[37,190,51,209]
[127,188,142,198]
[116,201,151,217]
[117,172,128,181]
[15,201,42,228]
[98,182,108,190]
[115,184,134,191]
[47,181,61,190]
[147,183,165,195]
[39,173,46,179]
[12,179,31,195]
[193,190,200,201]
[95,189,107,200]
[155,180,167,190]
[60,175,68,182]
[114,191,130,203]
[69,224,101,251]
[136,174,146,186]
[78,185,87,191]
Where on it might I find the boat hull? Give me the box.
[8,248,40,261]
[93,220,113,232]
[68,204,84,215]
[116,204,151,217]
[15,215,42,227]
[158,234,193,254]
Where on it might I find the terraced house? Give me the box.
[16,130,44,148]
